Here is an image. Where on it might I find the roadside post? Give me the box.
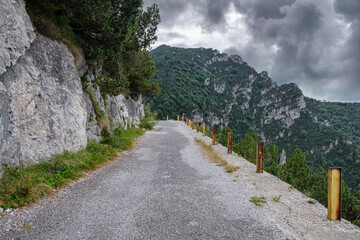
[328,167,342,220]
[212,127,216,144]
[228,132,233,154]
[256,142,264,173]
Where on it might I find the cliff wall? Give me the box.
[0,0,144,175]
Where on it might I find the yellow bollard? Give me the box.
[177,115,179,121]
[203,123,206,136]
[167,115,168,121]
[192,120,195,129]
[328,167,342,220]
[182,116,184,122]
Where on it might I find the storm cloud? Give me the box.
[144,0,360,102]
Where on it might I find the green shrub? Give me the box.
[0,126,144,209]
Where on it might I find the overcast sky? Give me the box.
[143,0,360,102]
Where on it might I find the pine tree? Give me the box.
[281,148,310,191]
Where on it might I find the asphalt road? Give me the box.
[1,121,285,239]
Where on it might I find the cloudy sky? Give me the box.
[143,0,360,102]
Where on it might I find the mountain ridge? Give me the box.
[148,44,360,190]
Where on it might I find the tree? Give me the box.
[29,0,161,97]
[237,132,258,163]
[342,183,360,226]
[264,144,280,176]
[281,148,310,191]
[308,167,328,205]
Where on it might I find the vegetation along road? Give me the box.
[1,121,359,239]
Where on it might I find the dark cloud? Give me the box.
[233,0,296,19]
[144,0,360,101]
[332,0,360,101]
[334,0,360,21]
[200,0,231,32]
[143,0,190,27]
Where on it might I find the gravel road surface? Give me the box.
[1,121,358,239]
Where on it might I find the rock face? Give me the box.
[0,0,35,75]
[81,72,145,142]
[0,35,88,167]
[0,1,145,175]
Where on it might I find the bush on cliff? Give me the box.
[25,0,161,98]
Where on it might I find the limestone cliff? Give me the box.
[0,0,144,175]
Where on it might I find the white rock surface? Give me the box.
[191,110,203,123]
[0,0,35,75]
[0,35,87,167]
[230,55,243,64]
[204,77,210,86]
[214,83,225,93]
[0,0,146,172]
[106,94,144,128]
[279,149,287,165]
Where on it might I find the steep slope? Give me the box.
[0,0,144,175]
[306,98,360,147]
[148,45,360,190]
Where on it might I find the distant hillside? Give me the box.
[306,98,360,148]
[148,45,360,190]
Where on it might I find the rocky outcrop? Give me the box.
[0,1,145,175]
[279,149,287,165]
[81,72,145,142]
[214,83,225,93]
[106,94,144,128]
[0,35,87,167]
[230,55,243,64]
[191,110,204,123]
[0,0,35,75]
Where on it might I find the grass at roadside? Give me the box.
[0,126,145,210]
[195,138,239,174]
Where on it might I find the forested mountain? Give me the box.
[148,45,360,190]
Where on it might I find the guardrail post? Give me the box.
[203,123,206,136]
[256,142,264,173]
[228,132,233,154]
[196,123,199,132]
[328,167,342,220]
[212,127,216,144]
